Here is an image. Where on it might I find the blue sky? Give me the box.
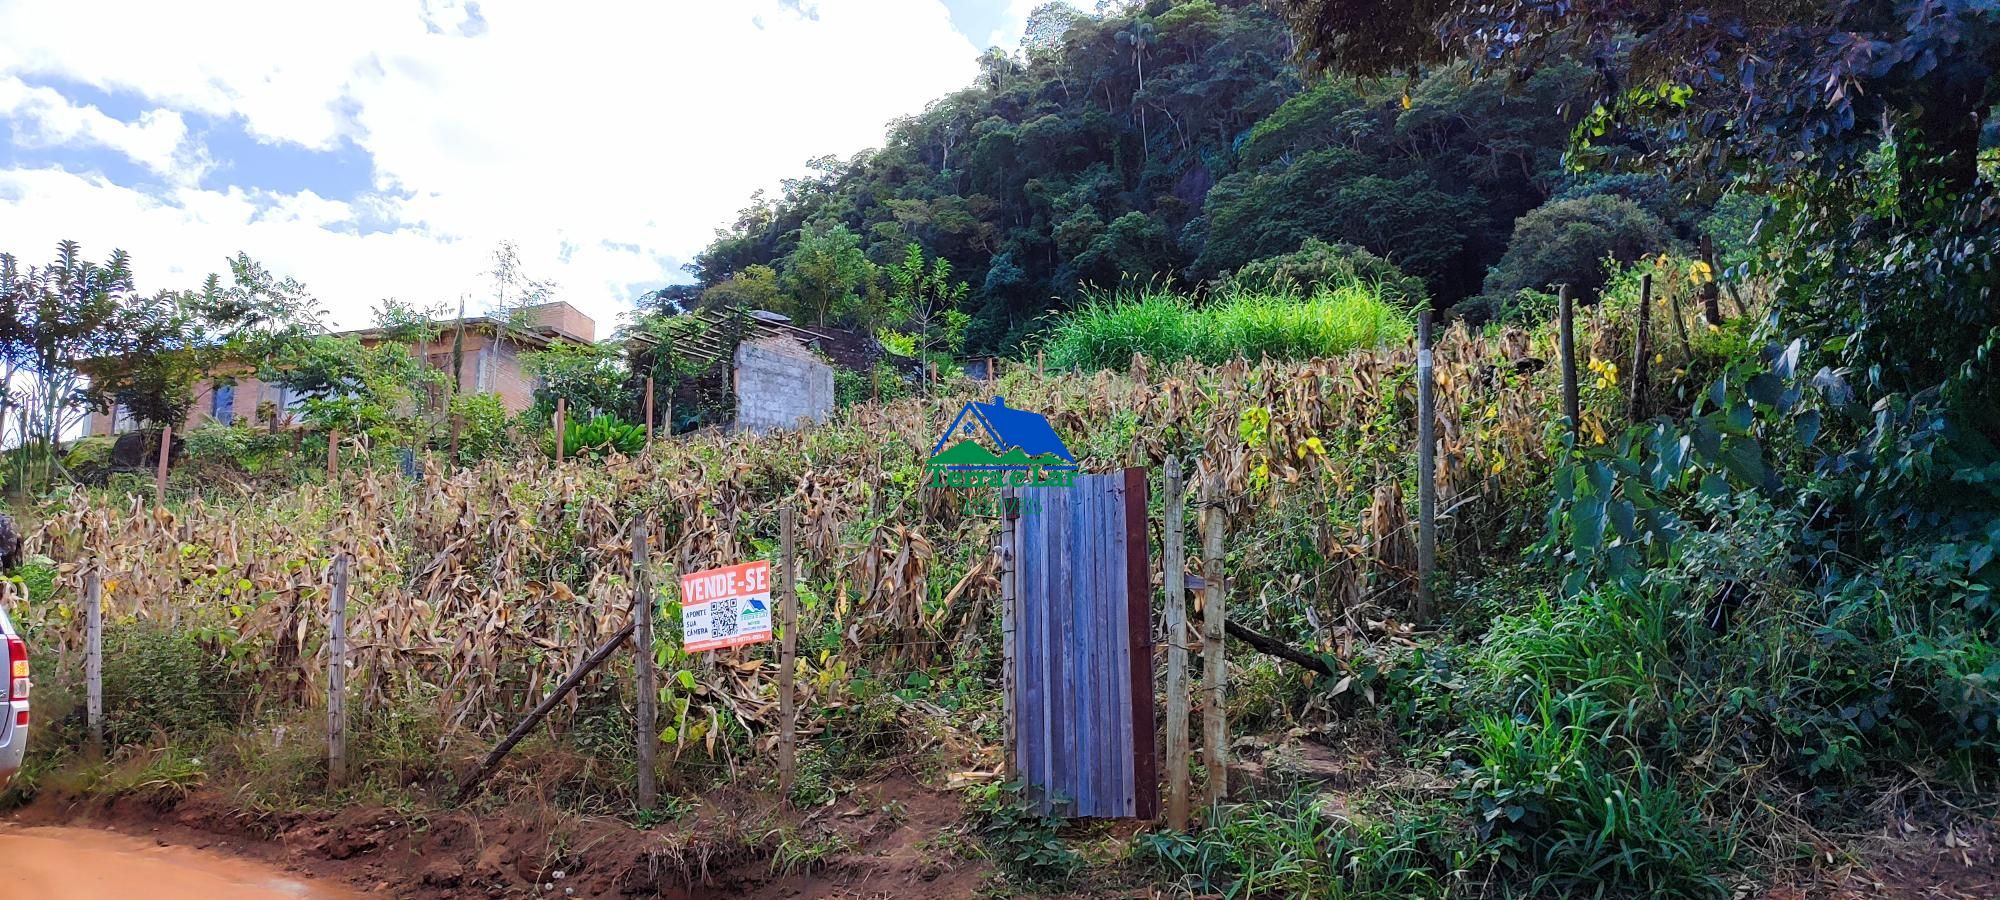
[0,0,1040,331]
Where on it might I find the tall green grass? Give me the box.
[1040,282,1414,371]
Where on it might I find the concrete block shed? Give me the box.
[732,335,834,434]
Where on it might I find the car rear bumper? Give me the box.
[0,700,26,786]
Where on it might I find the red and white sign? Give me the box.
[679,560,773,652]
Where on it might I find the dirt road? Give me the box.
[0,824,358,899]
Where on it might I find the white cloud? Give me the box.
[0,0,983,331]
[0,76,205,184]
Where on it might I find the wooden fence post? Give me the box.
[644,376,656,447]
[85,564,103,760]
[1162,458,1191,829]
[1631,273,1653,422]
[777,507,798,803]
[633,514,657,809]
[326,428,341,482]
[1200,473,1227,806]
[1700,234,1723,325]
[554,398,566,463]
[998,490,1017,781]
[327,552,350,788]
[1415,311,1437,623]
[448,413,462,469]
[154,425,172,507]
[1558,286,1580,447]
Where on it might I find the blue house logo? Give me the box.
[927,396,1077,488]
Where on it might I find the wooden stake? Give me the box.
[1415,311,1436,623]
[998,488,1017,780]
[153,425,172,507]
[633,514,657,809]
[644,376,656,447]
[1700,234,1723,325]
[1558,286,1580,447]
[1631,273,1653,422]
[326,428,340,481]
[554,397,566,462]
[448,413,462,468]
[778,507,799,803]
[1200,473,1227,807]
[1162,457,1191,830]
[85,564,103,760]
[327,552,350,788]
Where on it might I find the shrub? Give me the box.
[1042,283,1413,371]
[1483,195,1674,303]
[446,391,509,463]
[101,622,236,747]
[1137,792,1456,899]
[62,435,115,482]
[1221,239,1429,308]
[971,780,1081,887]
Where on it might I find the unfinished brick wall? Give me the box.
[732,336,833,434]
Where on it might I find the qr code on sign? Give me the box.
[707,597,740,635]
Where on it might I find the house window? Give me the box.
[212,383,235,426]
[111,403,137,434]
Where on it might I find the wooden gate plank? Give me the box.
[1123,467,1158,819]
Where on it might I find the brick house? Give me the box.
[82,302,596,436]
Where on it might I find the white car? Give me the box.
[0,604,26,788]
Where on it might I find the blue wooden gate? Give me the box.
[1004,468,1158,818]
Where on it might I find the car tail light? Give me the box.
[7,635,27,701]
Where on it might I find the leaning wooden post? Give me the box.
[457,622,636,803]
[644,376,656,447]
[1631,273,1653,422]
[1162,458,1191,830]
[1200,473,1227,807]
[326,428,341,482]
[633,514,657,809]
[85,564,104,760]
[327,552,350,788]
[1558,286,1580,447]
[554,398,566,462]
[153,425,172,507]
[777,507,799,803]
[1415,311,1437,623]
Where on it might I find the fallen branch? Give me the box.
[456,621,636,803]
[1224,619,1335,677]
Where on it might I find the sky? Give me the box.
[0,0,1039,334]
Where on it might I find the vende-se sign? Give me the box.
[679,560,773,652]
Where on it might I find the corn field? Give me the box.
[8,318,1633,781]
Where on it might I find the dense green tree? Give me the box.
[783,222,875,327]
[1480,194,1675,303]
[1221,238,1426,306]
[690,1,1595,348]
[0,242,134,487]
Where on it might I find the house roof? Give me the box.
[933,396,1076,464]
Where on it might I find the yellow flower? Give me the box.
[1689,260,1715,285]
[1653,353,1665,365]
[1489,458,1506,475]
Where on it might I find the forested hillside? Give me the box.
[687,0,1688,351]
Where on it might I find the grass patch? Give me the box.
[1041,282,1413,371]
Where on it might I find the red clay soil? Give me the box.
[6,776,993,898]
